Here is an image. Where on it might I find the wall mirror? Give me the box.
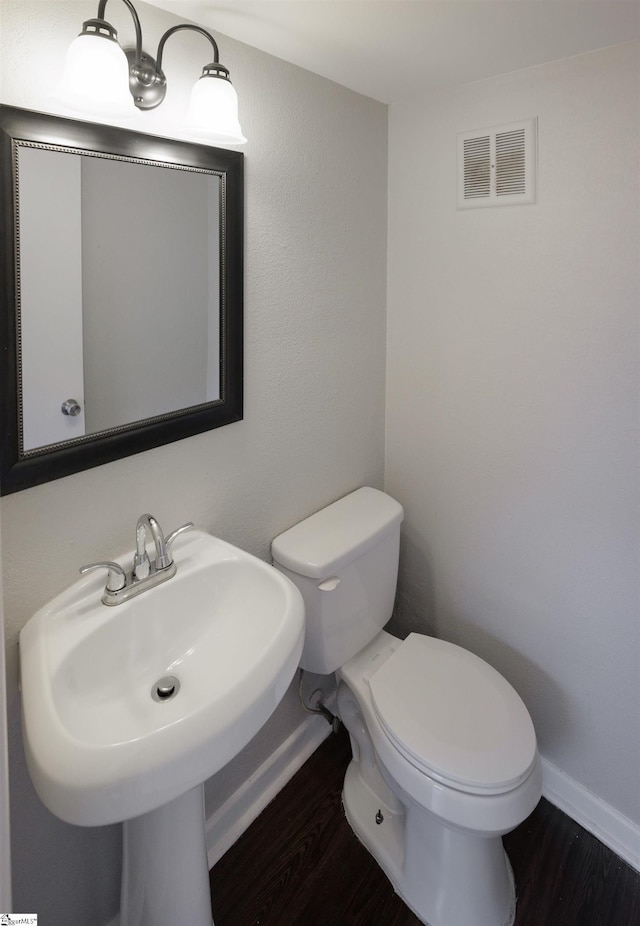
[0,105,243,495]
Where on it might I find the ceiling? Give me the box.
[145,1,639,104]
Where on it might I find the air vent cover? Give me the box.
[457,118,537,209]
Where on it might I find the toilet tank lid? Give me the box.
[271,487,403,579]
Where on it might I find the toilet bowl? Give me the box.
[272,487,542,926]
[337,630,542,926]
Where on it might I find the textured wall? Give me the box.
[386,43,640,825]
[0,2,387,922]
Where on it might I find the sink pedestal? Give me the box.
[120,785,214,926]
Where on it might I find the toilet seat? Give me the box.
[369,634,537,795]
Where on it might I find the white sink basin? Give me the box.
[19,529,305,827]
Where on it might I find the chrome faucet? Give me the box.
[80,514,194,606]
[134,514,168,579]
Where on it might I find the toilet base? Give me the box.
[342,759,516,926]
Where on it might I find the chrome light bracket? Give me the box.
[124,47,166,110]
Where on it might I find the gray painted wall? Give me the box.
[386,43,640,826]
[0,2,387,923]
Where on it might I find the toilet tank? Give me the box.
[271,487,404,674]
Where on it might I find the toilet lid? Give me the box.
[369,634,537,792]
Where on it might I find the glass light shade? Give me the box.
[53,33,136,117]
[184,76,247,145]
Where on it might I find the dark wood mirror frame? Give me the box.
[0,105,243,495]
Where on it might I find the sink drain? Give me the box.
[152,675,180,702]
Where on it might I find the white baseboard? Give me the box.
[205,713,332,868]
[541,756,640,873]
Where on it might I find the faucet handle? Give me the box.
[160,522,195,568]
[79,561,127,593]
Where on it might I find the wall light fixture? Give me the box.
[54,0,246,144]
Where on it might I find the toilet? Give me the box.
[272,486,542,926]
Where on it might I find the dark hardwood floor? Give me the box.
[210,728,640,926]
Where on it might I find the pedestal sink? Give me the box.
[19,529,305,926]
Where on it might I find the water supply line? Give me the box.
[298,669,341,734]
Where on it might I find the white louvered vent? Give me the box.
[463,135,491,200]
[457,118,537,209]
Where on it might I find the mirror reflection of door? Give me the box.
[18,146,221,452]
[19,147,86,450]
